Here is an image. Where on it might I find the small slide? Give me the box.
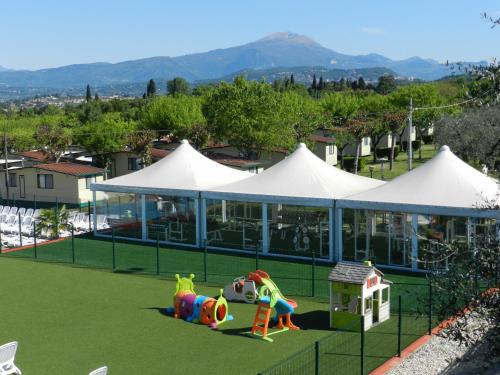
[248,270,299,331]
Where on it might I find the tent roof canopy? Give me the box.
[339,145,500,217]
[203,143,385,205]
[91,139,251,196]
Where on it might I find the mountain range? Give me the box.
[0,32,483,95]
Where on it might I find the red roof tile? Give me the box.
[309,135,336,143]
[19,151,48,161]
[151,148,170,159]
[208,153,265,168]
[35,163,104,176]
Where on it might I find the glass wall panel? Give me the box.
[145,195,196,245]
[267,204,329,258]
[95,192,142,239]
[206,199,262,251]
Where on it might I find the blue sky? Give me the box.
[1,0,499,70]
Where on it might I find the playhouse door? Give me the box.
[372,290,380,324]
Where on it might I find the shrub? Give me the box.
[375,146,400,159]
[343,156,367,172]
[400,140,421,152]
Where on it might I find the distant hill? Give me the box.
[0,66,10,72]
[0,32,486,97]
[196,66,400,85]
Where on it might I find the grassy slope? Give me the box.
[357,144,438,180]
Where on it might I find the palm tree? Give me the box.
[36,205,70,239]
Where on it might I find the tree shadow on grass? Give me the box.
[114,267,147,274]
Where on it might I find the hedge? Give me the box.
[375,146,400,159]
[343,156,367,172]
[400,140,421,152]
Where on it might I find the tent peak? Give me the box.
[439,145,450,152]
[298,142,307,149]
[180,139,189,145]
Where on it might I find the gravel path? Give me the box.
[387,313,498,375]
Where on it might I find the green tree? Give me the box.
[359,94,391,162]
[280,91,324,145]
[330,127,354,169]
[346,119,371,174]
[128,130,156,167]
[147,79,157,97]
[74,114,134,176]
[77,101,102,124]
[85,85,92,102]
[36,121,72,163]
[383,112,407,170]
[202,76,283,157]
[358,77,367,90]
[141,96,208,149]
[167,77,190,96]
[376,75,397,95]
[320,92,360,126]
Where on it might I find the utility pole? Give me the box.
[407,97,413,171]
[3,133,10,202]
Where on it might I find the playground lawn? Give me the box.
[0,256,430,375]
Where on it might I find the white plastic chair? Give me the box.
[8,207,18,216]
[3,216,18,234]
[17,208,26,217]
[32,209,41,220]
[96,215,109,230]
[88,366,107,375]
[24,208,34,218]
[21,217,33,236]
[1,206,10,215]
[0,341,22,375]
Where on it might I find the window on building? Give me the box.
[37,174,54,189]
[382,288,389,304]
[8,173,17,187]
[364,296,372,312]
[85,176,96,189]
[328,144,335,155]
[128,157,139,171]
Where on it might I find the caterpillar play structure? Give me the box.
[166,274,233,329]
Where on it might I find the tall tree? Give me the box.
[167,77,190,96]
[290,74,295,85]
[346,118,370,174]
[141,96,208,149]
[128,130,156,167]
[358,77,367,90]
[202,76,283,157]
[383,112,407,170]
[330,127,354,170]
[36,122,72,163]
[147,79,157,97]
[85,85,92,102]
[376,75,397,95]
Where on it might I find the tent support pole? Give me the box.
[92,190,98,236]
[411,214,418,270]
[262,203,269,254]
[141,194,147,241]
[201,198,207,247]
[195,197,201,247]
[329,206,334,262]
[334,208,343,262]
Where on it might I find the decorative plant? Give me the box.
[35,205,70,239]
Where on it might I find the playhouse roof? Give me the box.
[328,262,383,285]
[91,140,251,197]
[338,145,500,217]
[203,143,385,206]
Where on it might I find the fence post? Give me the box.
[88,201,92,232]
[428,278,432,335]
[397,295,402,357]
[204,240,208,282]
[255,244,259,271]
[71,225,75,264]
[18,212,22,247]
[112,227,116,270]
[33,221,37,259]
[360,315,365,375]
[311,249,316,297]
[156,231,160,276]
[315,340,320,375]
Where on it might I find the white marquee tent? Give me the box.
[203,143,385,206]
[338,145,500,218]
[92,139,251,196]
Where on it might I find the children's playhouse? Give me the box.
[328,261,391,331]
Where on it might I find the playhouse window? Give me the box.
[364,297,372,312]
[382,288,389,304]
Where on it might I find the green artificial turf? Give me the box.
[0,257,432,375]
